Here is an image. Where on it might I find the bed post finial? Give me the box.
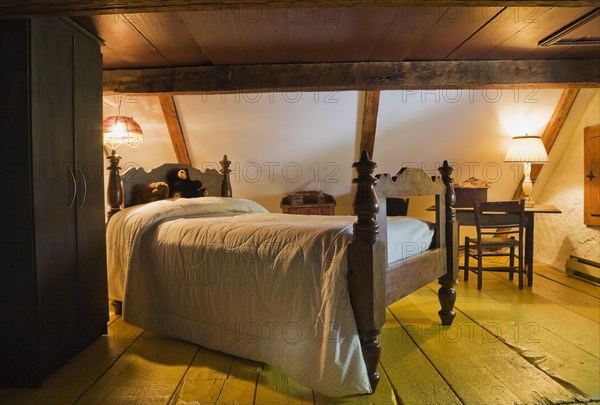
[352,150,379,242]
[106,149,123,222]
[348,150,385,393]
[220,154,232,197]
[438,160,458,325]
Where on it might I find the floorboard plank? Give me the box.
[0,317,143,405]
[461,259,600,322]
[464,272,599,358]
[390,288,584,404]
[169,347,232,404]
[313,368,397,405]
[447,280,599,400]
[254,364,314,405]
[379,308,461,405]
[217,357,261,404]
[535,263,599,299]
[529,273,599,323]
[75,331,198,404]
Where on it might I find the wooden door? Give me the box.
[30,18,80,380]
[73,28,109,344]
[584,124,600,226]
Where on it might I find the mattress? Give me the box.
[387,216,435,264]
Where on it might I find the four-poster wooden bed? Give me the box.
[105,151,458,396]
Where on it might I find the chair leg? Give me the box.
[464,237,470,281]
[509,242,515,281]
[518,249,524,290]
[477,254,483,290]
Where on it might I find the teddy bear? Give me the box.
[136,181,170,205]
[166,168,207,198]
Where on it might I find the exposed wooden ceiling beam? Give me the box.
[512,88,580,200]
[158,95,192,165]
[104,59,599,95]
[2,1,598,18]
[359,91,381,159]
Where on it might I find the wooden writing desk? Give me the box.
[454,204,561,287]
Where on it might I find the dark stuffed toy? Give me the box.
[166,168,207,198]
[136,181,170,205]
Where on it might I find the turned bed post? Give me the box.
[106,149,123,222]
[437,161,458,325]
[220,154,232,197]
[347,151,386,392]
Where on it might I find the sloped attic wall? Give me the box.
[104,88,563,215]
[534,89,600,268]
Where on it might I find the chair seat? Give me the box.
[469,237,519,248]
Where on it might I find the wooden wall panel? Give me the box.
[584,124,600,226]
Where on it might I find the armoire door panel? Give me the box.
[30,18,80,377]
[73,30,109,342]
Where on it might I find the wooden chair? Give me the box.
[387,197,410,216]
[464,199,526,290]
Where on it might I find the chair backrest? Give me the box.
[473,199,526,240]
[387,197,410,216]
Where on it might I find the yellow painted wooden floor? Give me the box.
[1,263,598,405]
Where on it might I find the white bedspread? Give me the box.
[107,197,370,397]
[106,197,435,397]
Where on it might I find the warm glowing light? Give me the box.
[505,134,549,206]
[103,115,143,149]
[498,106,553,138]
[505,134,549,163]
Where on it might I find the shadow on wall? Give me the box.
[555,236,576,271]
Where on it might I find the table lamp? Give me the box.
[103,114,144,219]
[505,134,549,207]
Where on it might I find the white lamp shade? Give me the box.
[103,115,144,149]
[505,134,549,163]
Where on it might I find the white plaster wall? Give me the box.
[174,91,360,213]
[373,88,563,220]
[534,89,600,269]
[103,88,567,219]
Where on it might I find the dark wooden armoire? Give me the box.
[0,17,108,387]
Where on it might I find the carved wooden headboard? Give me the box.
[106,154,232,220]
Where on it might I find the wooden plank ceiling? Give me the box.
[70,6,599,70]
[4,1,597,91]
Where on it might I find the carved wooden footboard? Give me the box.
[348,151,457,392]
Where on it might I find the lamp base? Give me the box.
[524,198,535,208]
[522,163,535,208]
